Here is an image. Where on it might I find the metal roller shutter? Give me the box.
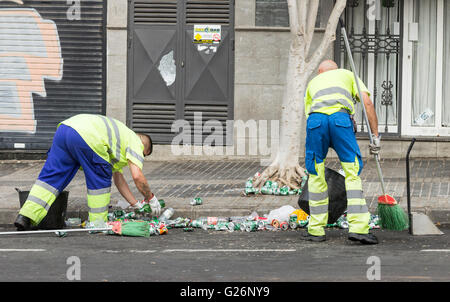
[128,0,234,145]
[129,0,178,144]
[0,0,106,150]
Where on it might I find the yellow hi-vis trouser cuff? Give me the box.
[19,180,58,225]
[341,158,370,234]
[87,187,111,223]
[307,161,329,236]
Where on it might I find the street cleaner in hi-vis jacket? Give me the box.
[14,114,161,231]
[301,60,381,245]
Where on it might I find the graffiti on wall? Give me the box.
[0,6,63,133]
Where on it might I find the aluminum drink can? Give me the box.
[257,220,266,228]
[244,187,256,195]
[191,219,204,228]
[280,222,289,230]
[107,213,115,221]
[271,219,280,228]
[298,219,309,227]
[289,214,298,223]
[245,221,258,232]
[336,216,349,229]
[280,187,289,196]
[124,212,136,219]
[261,187,273,195]
[245,179,253,188]
[149,225,159,236]
[190,197,203,206]
[207,217,218,225]
[288,189,298,195]
[202,224,215,230]
[289,221,298,229]
[214,222,228,231]
[227,222,235,232]
[113,210,125,218]
[66,217,82,226]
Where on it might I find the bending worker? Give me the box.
[14,114,161,231]
[302,60,380,245]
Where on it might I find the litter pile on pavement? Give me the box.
[62,201,380,238]
[243,173,308,196]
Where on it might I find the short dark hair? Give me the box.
[138,133,152,156]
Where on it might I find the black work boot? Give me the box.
[14,214,31,231]
[300,232,326,242]
[348,232,378,245]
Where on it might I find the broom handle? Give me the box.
[340,22,387,204]
[0,227,111,236]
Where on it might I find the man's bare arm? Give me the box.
[361,92,379,137]
[128,160,153,201]
[113,171,138,206]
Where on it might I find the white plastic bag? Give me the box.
[266,205,296,223]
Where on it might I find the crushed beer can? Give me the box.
[245,221,258,232]
[190,197,203,206]
[336,215,349,229]
[298,217,309,228]
[289,221,298,229]
[191,219,204,228]
[280,186,290,196]
[260,187,273,195]
[245,178,254,188]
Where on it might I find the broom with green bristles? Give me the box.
[109,220,150,237]
[340,20,408,231]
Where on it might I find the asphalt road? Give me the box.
[0,225,449,284]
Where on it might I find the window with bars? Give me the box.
[255,0,333,28]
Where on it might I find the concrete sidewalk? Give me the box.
[0,157,449,225]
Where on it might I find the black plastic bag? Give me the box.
[298,167,347,224]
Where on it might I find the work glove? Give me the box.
[369,134,381,155]
[148,194,161,216]
[132,200,146,209]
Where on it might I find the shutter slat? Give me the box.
[186,0,230,25]
[134,0,177,25]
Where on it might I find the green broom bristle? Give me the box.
[120,221,150,237]
[377,204,409,231]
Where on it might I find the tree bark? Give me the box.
[252,0,347,191]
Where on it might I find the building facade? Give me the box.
[0,0,449,159]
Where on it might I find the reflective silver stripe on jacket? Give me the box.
[88,206,109,213]
[309,98,354,114]
[87,187,111,196]
[99,116,120,164]
[347,204,369,214]
[312,86,354,103]
[126,147,144,166]
[107,117,122,161]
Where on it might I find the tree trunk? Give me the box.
[253,35,310,189]
[251,0,347,191]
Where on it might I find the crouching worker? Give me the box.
[14,114,161,231]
